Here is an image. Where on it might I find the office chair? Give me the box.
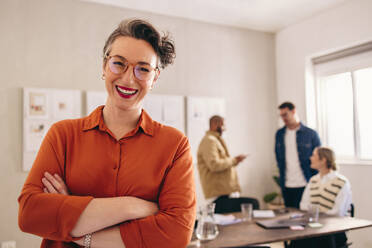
[213,196,260,214]
[340,203,355,248]
[334,203,355,248]
[349,203,354,218]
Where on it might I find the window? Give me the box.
[354,68,372,160]
[313,42,372,162]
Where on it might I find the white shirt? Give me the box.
[300,171,352,216]
[285,127,307,187]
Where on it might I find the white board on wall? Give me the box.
[86,91,107,115]
[186,96,226,159]
[23,88,82,171]
[186,96,226,207]
[143,94,185,134]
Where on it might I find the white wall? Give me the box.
[276,0,372,246]
[0,0,277,246]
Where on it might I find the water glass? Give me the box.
[241,203,253,221]
[308,204,319,223]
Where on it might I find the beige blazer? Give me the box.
[197,131,240,199]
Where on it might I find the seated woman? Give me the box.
[290,146,352,248]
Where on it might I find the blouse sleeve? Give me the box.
[18,123,93,241]
[119,136,196,248]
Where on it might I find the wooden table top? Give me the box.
[188,210,372,248]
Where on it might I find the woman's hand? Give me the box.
[42,172,69,195]
[42,172,159,238]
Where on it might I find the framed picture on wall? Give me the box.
[24,88,49,119]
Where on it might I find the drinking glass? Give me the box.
[241,203,253,221]
[308,204,320,223]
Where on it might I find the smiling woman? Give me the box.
[103,36,160,137]
[18,19,196,248]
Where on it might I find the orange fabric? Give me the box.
[18,106,196,248]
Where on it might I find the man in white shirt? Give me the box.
[275,102,321,208]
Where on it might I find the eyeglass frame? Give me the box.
[104,54,160,81]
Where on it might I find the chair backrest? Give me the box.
[349,203,355,217]
[213,197,260,214]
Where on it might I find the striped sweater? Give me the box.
[309,175,346,212]
[300,171,352,216]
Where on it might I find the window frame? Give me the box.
[315,64,372,164]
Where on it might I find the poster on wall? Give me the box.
[52,90,81,120]
[23,88,82,171]
[24,88,49,119]
[24,119,50,152]
[86,91,107,115]
[186,96,226,159]
[143,94,185,134]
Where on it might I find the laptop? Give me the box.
[256,218,308,229]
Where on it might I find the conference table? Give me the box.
[187,209,372,248]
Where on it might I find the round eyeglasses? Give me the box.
[106,55,159,81]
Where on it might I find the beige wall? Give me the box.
[0,0,277,246]
[276,0,372,246]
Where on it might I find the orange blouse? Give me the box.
[18,106,196,248]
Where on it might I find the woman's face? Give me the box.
[103,36,159,112]
[310,148,325,171]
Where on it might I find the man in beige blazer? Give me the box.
[197,115,247,203]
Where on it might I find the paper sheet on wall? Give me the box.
[143,94,185,133]
[23,152,38,172]
[52,90,81,120]
[143,94,163,122]
[186,96,226,160]
[23,87,82,171]
[86,91,107,115]
[24,119,50,152]
[24,88,49,119]
[163,100,179,122]
[163,96,185,132]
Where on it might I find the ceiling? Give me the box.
[82,0,350,33]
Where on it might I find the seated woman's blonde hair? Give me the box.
[317,147,337,170]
